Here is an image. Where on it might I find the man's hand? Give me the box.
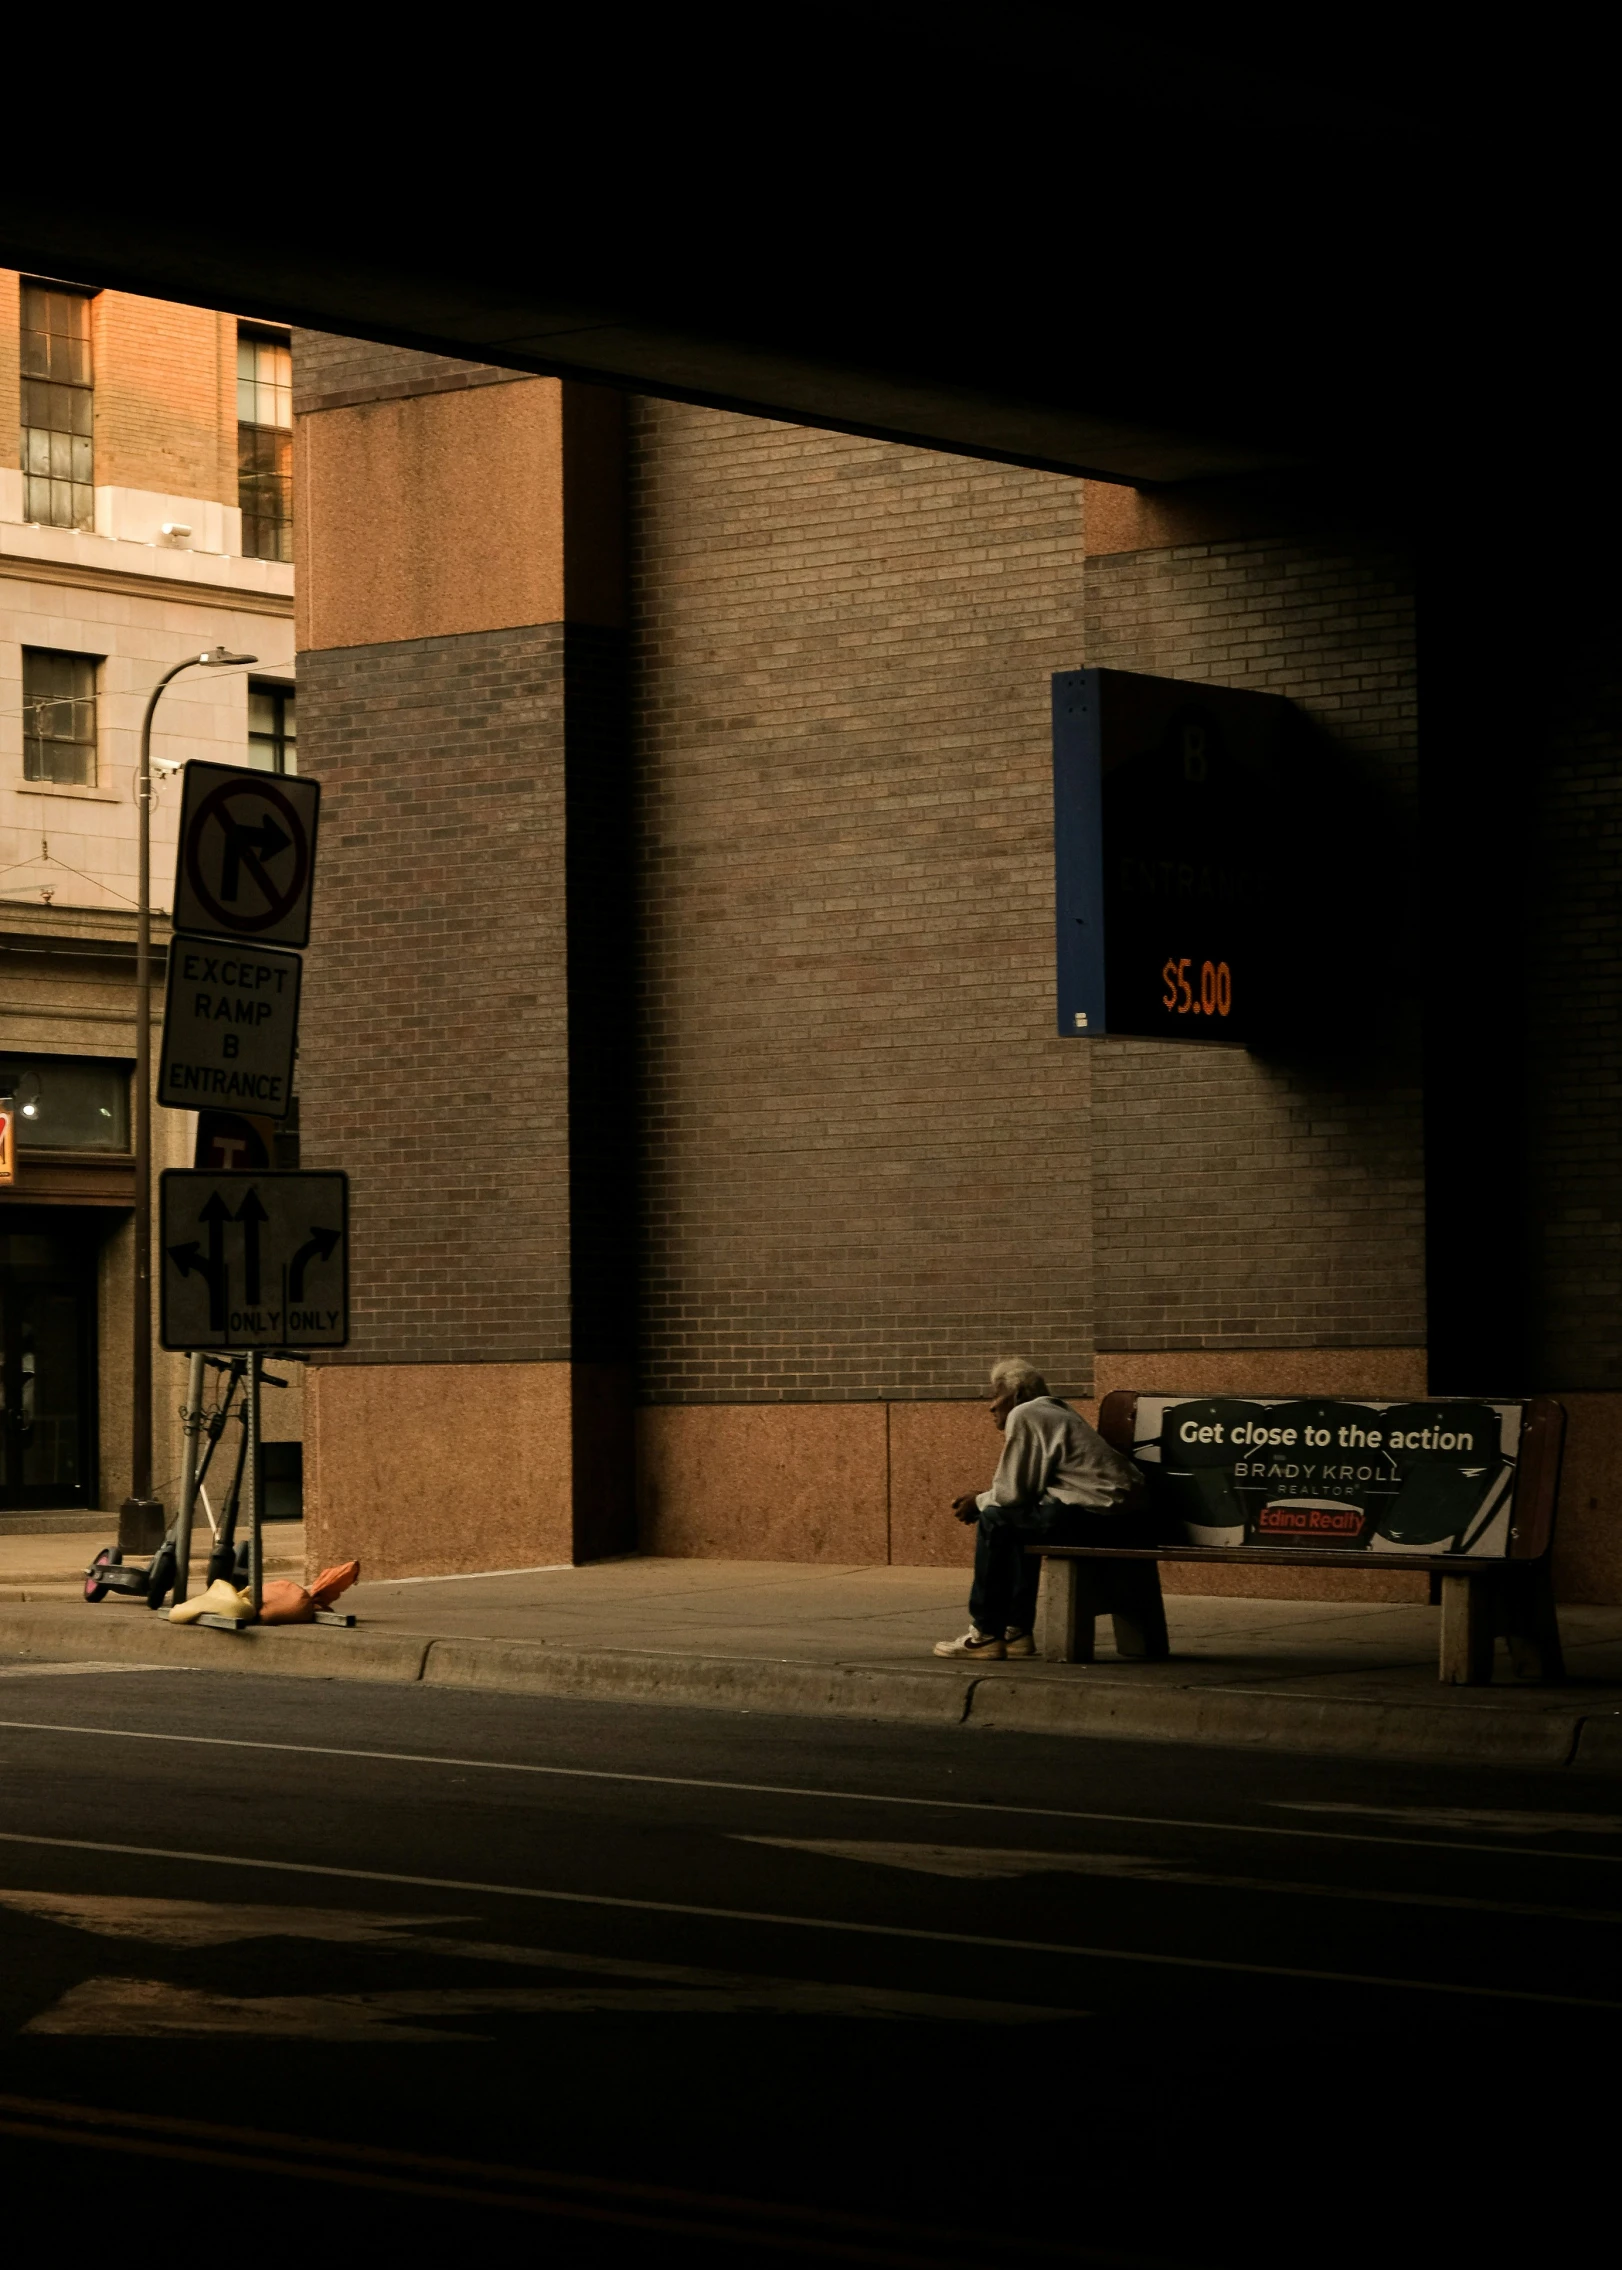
[951,1493,981,1525]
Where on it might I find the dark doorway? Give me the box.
[0,1216,99,1510]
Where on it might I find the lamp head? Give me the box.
[198,647,259,666]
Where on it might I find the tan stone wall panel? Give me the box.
[886,1401,989,1568]
[296,380,564,651]
[305,1361,574,1581]
[636,1404,888,1560]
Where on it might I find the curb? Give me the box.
[422,1637,973,1723]
[2,1604,1617,1771]
[0,1605,428,1687]
[964,1672,1586,1766]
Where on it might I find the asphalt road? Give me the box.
[0,1660,1617,2267]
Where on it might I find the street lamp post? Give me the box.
[120,645,257,1553]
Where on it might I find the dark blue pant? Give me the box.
[969,1497,1142,1636]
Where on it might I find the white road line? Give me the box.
[733,1838,1622,1921]
[0,1715,1615,1867]
[0,1666,172,1681]
[1273,1801,1622,1836]
[0,1829,1615,2011]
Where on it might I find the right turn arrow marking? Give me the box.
[289,1225,341,1300]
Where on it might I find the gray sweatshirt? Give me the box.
[976,1397,1142,1513]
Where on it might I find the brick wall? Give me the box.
[1525,610,1622,1390]
[297,623,575,1364]
[90,293,235,504]
[1082,530,1425,1349]
[629,401,1092,1403]
[0,271,19,463]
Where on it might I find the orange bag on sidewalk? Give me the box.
[258,1580,315,1624]
[310,1560,360,1608]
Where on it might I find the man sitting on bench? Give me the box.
[933,1357,1145,1661]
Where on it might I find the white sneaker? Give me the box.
[1003,1629,1037,1658]
[932,1628,1006,1660]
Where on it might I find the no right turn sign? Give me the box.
[171,761,321,949]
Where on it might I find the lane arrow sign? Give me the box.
[289,1224,341,1300]
[159,1168,348,1350]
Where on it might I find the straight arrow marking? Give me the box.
[235,1188,269,1304]
[197,1193,232,1330]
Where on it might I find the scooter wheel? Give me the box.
[84,1547,115,1604]
[145,1539,178,1612]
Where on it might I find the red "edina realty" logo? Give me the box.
[1257,1499,1365,1539]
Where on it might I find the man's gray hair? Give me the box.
[989,1356,1049,1401]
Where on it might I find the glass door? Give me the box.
[0,1230,97,1510]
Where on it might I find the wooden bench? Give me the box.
[1032,1391,1567,1686]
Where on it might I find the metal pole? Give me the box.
[120,646,254,1556]
[172,1349,206,1607]
[120,659,188,1552]
[246,1350,263,1613]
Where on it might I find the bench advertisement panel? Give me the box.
[1128,1397,1524,1557]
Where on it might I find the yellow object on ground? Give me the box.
[167,1580,255,1626]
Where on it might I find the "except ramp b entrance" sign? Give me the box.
[158,939,301,1114]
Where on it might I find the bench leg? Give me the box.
[1109,1560,1170,1661]
[1501,1560,1565,1683]
[1038,1557,1094,1664]
[1439,1574,1493,1684]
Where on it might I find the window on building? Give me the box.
[22,650,98,787]
[246,682,297,773]
[19,282,94,531]
[237,330,292,563]
[0,1058,130,1151]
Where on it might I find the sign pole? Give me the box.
[245,1349,263,1614]
[171,1350,206,1608]
[124,648,255,1556]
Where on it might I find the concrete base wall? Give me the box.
[1545,1393,1622,1605]
[636,1356,1440,1600]
[307,1353,1622,1606]
[634,1350,1622,1607]
[305,1362,576,1581]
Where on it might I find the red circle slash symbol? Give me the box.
[184,779,309,935]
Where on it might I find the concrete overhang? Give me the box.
[0,28,1444,487]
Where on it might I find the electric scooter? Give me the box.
[83,1356,282,1607]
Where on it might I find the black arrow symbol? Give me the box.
[171,1192,232,1330]
[289,1225,341,1301]
[221,813,293,902]
[236,1186,269,1303]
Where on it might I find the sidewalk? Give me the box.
[0,1524,306,1603]
[2,1544,1620,1771]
